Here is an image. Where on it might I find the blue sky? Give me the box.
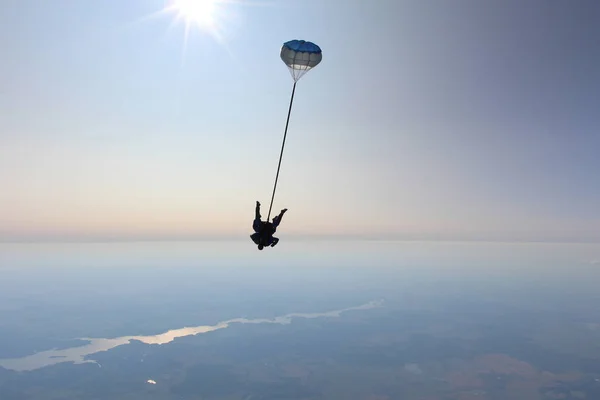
[1,0,599,242]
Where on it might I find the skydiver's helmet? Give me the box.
[257,236,268,250]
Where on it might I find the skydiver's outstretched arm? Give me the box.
[270,237,279,247]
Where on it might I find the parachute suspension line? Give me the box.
[267,81,297,222]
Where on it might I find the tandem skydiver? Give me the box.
[250,201,287,250]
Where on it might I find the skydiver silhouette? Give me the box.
[251,201,287,250]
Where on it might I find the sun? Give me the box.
[170,0,219,28]
[147,0,263,62]
[160,0,230,49]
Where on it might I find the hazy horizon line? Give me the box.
[1,234,599,245]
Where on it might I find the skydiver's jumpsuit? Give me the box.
[251,202,285,247]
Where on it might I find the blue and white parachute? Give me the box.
[259,39,322,228]
[280,40,322,82]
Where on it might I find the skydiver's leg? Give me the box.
[270,237,279,247]
[253,201,262,232]
[272,208,287,229]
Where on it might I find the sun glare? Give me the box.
[172,0,218,28]
[149,0,260,63]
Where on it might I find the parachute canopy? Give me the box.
[280,40,322,82]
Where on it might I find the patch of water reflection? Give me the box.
[0,300,384,372]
